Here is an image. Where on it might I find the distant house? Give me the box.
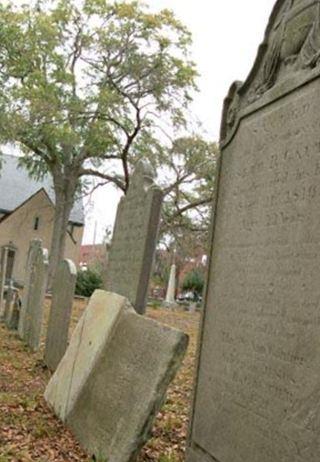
[0,154,84,286]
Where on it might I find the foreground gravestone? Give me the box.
[188,2,320,461]
[18,239,49,351]
[44,259,77,371]
[45,290,188,461]
[105,161,162,314]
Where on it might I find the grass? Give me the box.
[0,299,200,461]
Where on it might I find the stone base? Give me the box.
[162,301,179,310]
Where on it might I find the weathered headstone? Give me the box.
[188,2,320,461]
[6,292,20,331]
[18,239,49,351]
[44,259,77,371]
[45,290,188,461]
[165,263,176,307]
[0,246,8,319]
[3,280,14,324]
[105,161,162,315]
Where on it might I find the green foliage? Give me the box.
[0,0,197,183]
[75,267,103,297]
[182,268,204,298]
[160,136,218,242]
[0,0,213,281]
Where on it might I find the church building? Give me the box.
[0,154,84,286]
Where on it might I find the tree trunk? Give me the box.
[47,173,77,288]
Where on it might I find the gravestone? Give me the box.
[105,161,162,315]
[18,239,49,352]
[188,2,320,461]
[0,247,8,319]
[165,263,176,307]
[44,259,77,371]
[45,290,188,462]
[6,292,20,331]
[3,280,14,324]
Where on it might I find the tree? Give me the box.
[157,136,217,280]
[182,268,205,300]
[0,0,197,283]
[160,136,218,238]
[145,135,216,298]
[75,267,103,297]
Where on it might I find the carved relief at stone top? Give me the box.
[255,0,320,96]
[221,0,320,142]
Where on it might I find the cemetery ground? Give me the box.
[0,298,200,462]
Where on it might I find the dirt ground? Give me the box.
[0,299,200,462]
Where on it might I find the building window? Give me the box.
[34,216,40,231]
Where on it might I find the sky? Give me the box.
[84,0,277,244]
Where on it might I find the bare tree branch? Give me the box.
[80,168,126,191]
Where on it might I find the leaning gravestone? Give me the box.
[18,239,49,352]
[188,2,320,461]
[44,259,77,371]
[105,160,162,315]
[45,290,188,462]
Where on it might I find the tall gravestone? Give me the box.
[188,2,320,461]
[165,263,176,307]
[18,239,49,352]
[44,259,77,371]
[105,160,162,315]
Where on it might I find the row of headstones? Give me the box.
[0,238,77,372]
[0,161,164,371]
[45,163,189,461]
[6,3,320,461]
[0,161,189,462]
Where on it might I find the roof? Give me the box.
[0,154,84,225]
[0,188,53,225]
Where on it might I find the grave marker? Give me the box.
[165,263,176,308]
[18,239,49,351]
[188,2,320,461]
[44,259,77,371]
[105,161,162,314]
[0,246,8,319]
[45,290,188,462]
[6,292,20,331]
[3,280,14,324]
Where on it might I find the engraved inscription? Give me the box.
[106,162,162,314]
[191,80,320,462]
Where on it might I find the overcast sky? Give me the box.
[84,0,276,244]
